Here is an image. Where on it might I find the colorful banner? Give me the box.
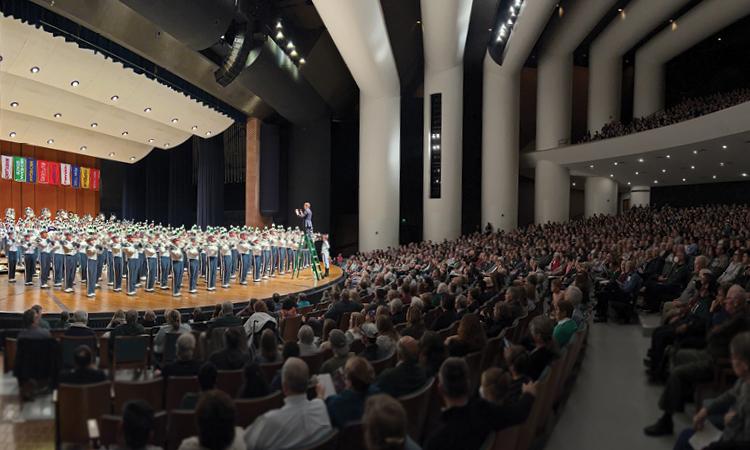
[1,155,11,180]
[80,167,90,189]
[60,163,71,186]
[49,161,60,186]
[13,157,25,182]
[37,160,49,184]
[71,166,80,188]
[25,158,36,183]
[91,169,100,191]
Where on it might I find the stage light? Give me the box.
[572,182,576,186]
[609,174,613,178]
[661,169,666,173]
[276,31,284,40]
[287,42,294,50]
[71,80,80,87]
[90,122,98,128]
[627,182,631,186]
[10,101,19,108]
[589,164,594,168]
[299,58,306,64]
[54,113,62,118]
[693,150,698,154]
[47,139,54,144]
[9,132,17,138]
[635,171,639,175]
[290,50,298,58]
[613,162,618,166]
[111,95,119,102]
[144,107,152,113]
[743,173,748,177]
[80,146,87,151]
[638,158,644,163]
[666,155,671,159]
[171,118,179,123]
[121,131,129,136]
[653,180,658,184]
[682,178,686,182]
[276,21,282,29]
[690,165,695,170]
[30,66,40,73]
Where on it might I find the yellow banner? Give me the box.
[80,167,90,189]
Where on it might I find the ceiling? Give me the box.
[0,14,234,163]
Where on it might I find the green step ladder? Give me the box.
[293,233,321,281]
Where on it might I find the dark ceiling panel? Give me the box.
[380,0,423,94]
[464,0,501,70]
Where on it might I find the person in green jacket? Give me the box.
[553,300,578,348]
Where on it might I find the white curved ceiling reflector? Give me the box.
[0,15,234,162]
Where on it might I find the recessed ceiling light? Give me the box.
[148,138,155,143]
[722,145,727,149]
[206,131,212,136]
[720,162,725,167]
[171,118,179,123]
[666,155,671,159]
[712,175,717,179]
[53,113,62,118]
[653,180,658,184]
[9,131,17,138]
[635,171,639,175]
[276,31,284,40]
[690,165,695,170]
[30,66,40,73]
[164,143,170,148]
[191,125,198,131]
[613,162,618,166]
[618,8,623,12]
[572,182,576,186]
[90,122,98,128]
[693,150,698,154]
[80,146,87,151]
[609,174,614,178]
[299,58,306,64]
[589,164,594,169]
[121,131,129,136]
[661,169,666,173]
[108,152,115,157]
[286,42,294,50]
[682,178,686,182]
[130,156,136,161]
[46,139,54,144]
[10,101,19,108]
[70,80,79,87]
[627,182,631,186]
[743,173,748,177]
[144,107,152,113]
[718,37,722,41]
[110,95,119,102]
[638,158,644,163]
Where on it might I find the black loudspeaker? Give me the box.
[259,123,280,215]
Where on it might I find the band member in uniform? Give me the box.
[321,233,331,278]
[261,232,272,279]
[22,231,37,286]
[237,232,251,285]
[205,234,219,291]
[53,231,65,287]
[219,237,233,288]
[186,237,200,294]
[170,238,184,297]
[38,229,53,288]
[77,232,88,284]
[110,234,124,292]
[228,229,239,280]
[62,231,78,293]
[124,235,139,296]
[4,230,19,283]
[252,236,263,283]
[85,235,98,298]
[157,235,171,290]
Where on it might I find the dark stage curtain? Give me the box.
[196,135,225,228]
[122,160,146,221]
[168,141,195,227]
[144,151,169,225]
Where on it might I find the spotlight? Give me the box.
[682,178,686,182]
[80,146,87,151]
[148,138,155,143]
[144,107,152,113]
[299,58,306,64]
[206,131,212,136]
[130,156,136,161]
[638,158,644,163]
[110,95,119,101]
[171,118,179,123]
[276,31,284,40]
[661,169,666,173]
[722,145,727,149]
[690,166,695,170]
[164,143,170,148]
[191,125,198,131]
[712,175,717,179]
[287,42,294,50]
[70,80,80,87]
[121,131,129,136]
[9,131,17,138]
[47,139,54,144]
[693,150,698,154]
[10,101,19,108]
[635,171,639,175]
[53,113,62,118]
[90,122,98,128]
[276,21,282,29]
[30,66,40,73]
[653,180,658,184]
[589,164,594,169]
[666,155,670,159]
[290,50,298,58]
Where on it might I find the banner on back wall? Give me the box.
[0,155,100,189]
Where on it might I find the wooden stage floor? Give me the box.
[0,265,343,314]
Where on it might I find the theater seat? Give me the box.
[216,369,244,398]
[98,411,167,448]
[167,409,196,450]
[164,376,200,411]
[234,390,284,427]
[336,421,364,450]
[397,377,435,442]
[301,428,338,450]
[55,381,111,446]
[113,378,164,412]
[280,315,303,343]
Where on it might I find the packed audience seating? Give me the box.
[7,203,750,449]
[578,87,750,143]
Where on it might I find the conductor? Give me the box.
[295,202,313,236]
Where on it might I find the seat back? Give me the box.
[56,381,112,445]
[234,390,284,427]
[281,315,303,343]
[15,338,60,389]
[491,425,520,450]
[371,353,397,375]
[301,428,338,450]
[205,327,247,357]
[167,409,196,450]
[113,378,164,413]
[515,368,551,450]
[397,377,435,442]
[216,369,244,398]
[298,305,314,315]
[464,350,484,393]
[349,339,365,355]
[60,336,98,369]
[165,376,200,411]
[338,312,352,330]
[300,351,325,375]
[259,360,284,384]
[98,411,167,448]
[112,335,149,371]
[162,332,181,365]
[4,337,17,373]
[98,336,110,369]
[337,422,364,450]
[480,334,504,373]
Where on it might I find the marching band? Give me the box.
[0,206,330,299]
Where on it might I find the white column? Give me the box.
[630,185,651,208]
[534,160,570,224]
[481,0,557,231]
[584,176,618,217]
[421,0,472,242]
[587,0,689,132]
[634,1,750,117]
[312,0,400,252]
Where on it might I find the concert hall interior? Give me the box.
[2,0,750,449]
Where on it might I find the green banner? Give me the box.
[13,156,26,182]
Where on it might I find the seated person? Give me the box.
[158,333,202,379]
[320,330,353,374]
[552,300,578,348]
[59,345,106,384]
[524,316,558,380]
[503,345,531,404]
[359,323,381,362]
[431,295,458,331]
[64,310,96,337]
[141,310,158,328]
[209,327,251,370]
[401,305,426,340]
[672,331,750,450]
[244,358,333,450]
[322,356,376,428]
[209,302,243,332]
[270,342,301,392]
[18,308,51,340]
[180,362,218,409]
[108,309,146,353]
[375,315,399,360]
[237,362,271,399]
[254,329,281,364]
[424,357,536,450]
[446,313,487,357]
[643,249,690,313]
[484,302,515,338]
[119,400,161,450]
[243,301,277,348]
[179,390,245,450]
[363,394,421,450]
[153,309,191,358]
[390,299,406,325]
[419,331,447,378]
[479,367,512,405]
[375,336,427,398]
[297,325,319,356]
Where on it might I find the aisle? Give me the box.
[545,322,689,450]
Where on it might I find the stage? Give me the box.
[0,265,343,315]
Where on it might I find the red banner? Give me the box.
[48,161,60,186]
[91,169,100,191]
[37,160,49,184]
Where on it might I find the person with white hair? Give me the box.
[64,310,95,337]
[564,285,585,327]
[297,325,318,356]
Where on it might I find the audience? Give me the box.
[401,305,426,340]
[297,325,319,356]
[375,336,428,398]
[553,300,578,348]
[180,362,219,409]
[120,400,160,450]
[209,327,251,370]
[153,309,191,357]
[322,356,376,428]
[525,316,558,381]
[320,329,353,374]
[63,310,96,337]
[244,358,333,450]
[107,309,146,351]
[58,345,106,384]
[446,313,487,357]
[255,329,281,364]
[179,390,245,450]
[237,362,271,399]
[18,308,51,339]
[419,331,447,377]
[363,394,421,450]
[159,333,202,379]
